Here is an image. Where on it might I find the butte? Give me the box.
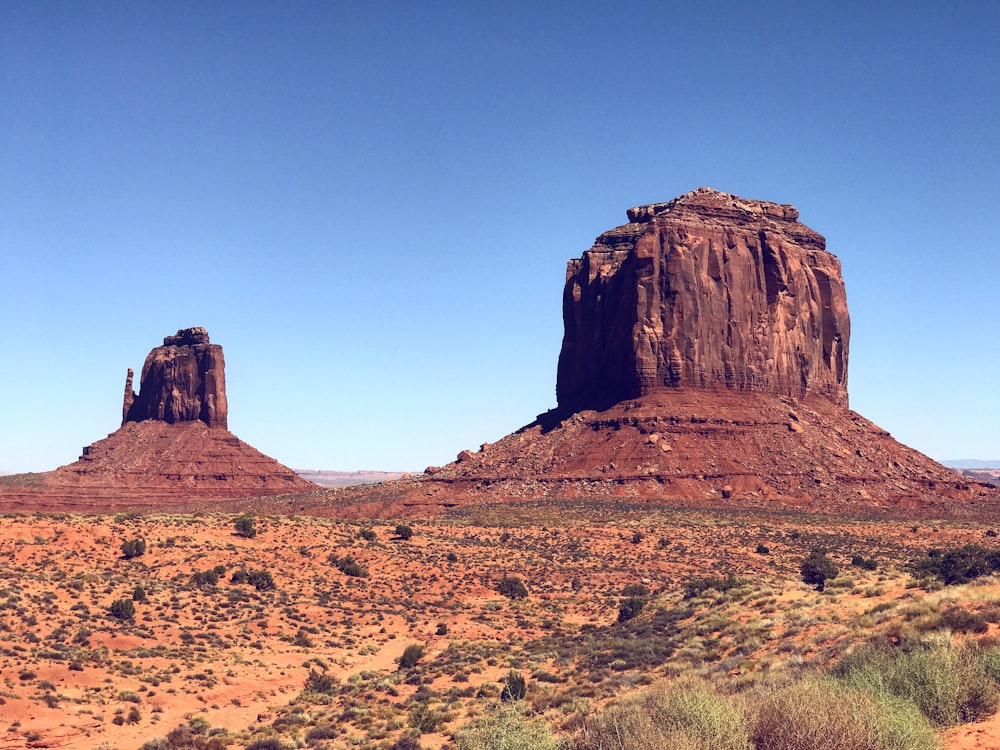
[0,327,315,512]
[321,188,997,519]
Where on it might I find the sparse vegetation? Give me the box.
[399,643,425,669]
[496,576,528,600]
[801,548,839,591]
[121,537,147,559]
[234,513,257,539]
[109,598,136,621]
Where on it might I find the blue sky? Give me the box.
[2,1,998,473]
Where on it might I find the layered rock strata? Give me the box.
[557,188,849,413]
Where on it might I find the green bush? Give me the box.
[834,642,999,727]
[399,643,425,670]
[109,599,135,621]
[750,676,935,750]
[331,554,368,578]
[456,702,561,750]
[851,554,879,571]
[496,576,528,600]
[359,528,377,542]
[579,679,749,750]
[394,524,414,540]
[246,569,275,591]
[910,544,1000,585]
[121,537,147,559]
[618,596,647,623]
[132,584,146,602]
[304,669,337,695]
[501,670,527,701]
[190,568,220,588]
[234,514,257,539]
[681,575,745,599]
[801,549,838,591]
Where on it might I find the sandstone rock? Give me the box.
[123,327,228,428]
[557,187,849,413]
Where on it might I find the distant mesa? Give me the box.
[0,327,315,512]
[319,188,998,519]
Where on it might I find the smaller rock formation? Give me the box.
[123,326,228,428]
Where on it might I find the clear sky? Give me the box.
[2,1,998,474]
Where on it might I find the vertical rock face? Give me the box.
[556,188,850,413]
[123,327,228,429]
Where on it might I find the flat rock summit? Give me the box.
[0,328,315,511]
[316,188,996,518]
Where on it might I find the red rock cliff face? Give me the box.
[556,188,850,413]
[123,327,228,429]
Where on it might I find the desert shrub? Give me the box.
[126,706,141,724]
[121,537,147,559]
[501,670,527,701]
[234,514,257,539]
[395,524,414,540]
[118,689,141,703]
[496,576,528,600]
[190,568,220,588]
[910,544,1000,585]
[833,641,999,727]
[851,554,879,571]
[578,679,749,750]
[621,584,650,598]
[230,569,248,585]
[456,702,561,750]
[331,554,368,578]
[303,669,337,695]
[359,528,377,542]
[631,531,644,544]
[399,643,425,670]
[937,605,989,634]
[436,622,448,636]
[109,598,135,621]
[618,596,647,623]
[800,549,838,591]
[246,569,275,591]
[681,575,745,599]
[132,584,147,602]
[755,543,770,555]
[749,676,935,750]
[446,551,459,563]
[245,740,288,750]
[390,736,423,750]
[305,725,339,741]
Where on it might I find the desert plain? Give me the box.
[3,501,1000,749]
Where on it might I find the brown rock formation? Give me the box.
[557,188,849,413]
[124,326,228,428]
[0,327,315,512]
[294,189,998,520]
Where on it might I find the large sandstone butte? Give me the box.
[557,187,849,412]
[307,188,997,519]
[0,328,315,512]
[122,326,228,428]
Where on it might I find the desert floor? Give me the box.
[2,502,1000,749]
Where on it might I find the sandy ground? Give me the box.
[0,505,998,748]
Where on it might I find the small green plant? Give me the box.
[618,596,647,623]
[399,643,425,669]
[303,669,337,695]
[121,538,147,559]
[496,576,528,600]
[109,599,136,621]
[331,554,368,578]
[501,669,527,701]
[801,549,839,591]
[234,514,257,539]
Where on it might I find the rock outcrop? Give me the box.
[557,188,849,413]
[0,327,315,512]
[123,326,228,428]
[296,189,997,519]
